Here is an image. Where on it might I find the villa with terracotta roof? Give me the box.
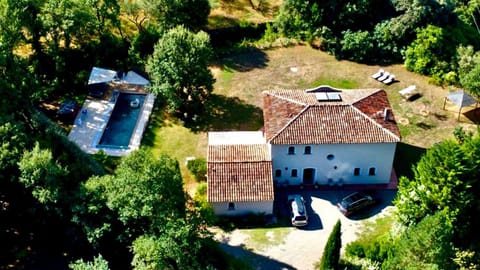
[207,86,401,216]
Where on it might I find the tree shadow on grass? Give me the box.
[188,94,264,132]
[214,47,269,72]
[218,242,296,270]
[393,142,426,179]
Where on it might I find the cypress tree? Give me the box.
[319,220,342,270]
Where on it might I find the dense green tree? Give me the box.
[383,211,456,270]
[86,0,120,35]
[137,0,210,32]
[0,118,28,182]
[404,25,447,75]
[457,45,480,76]
[40,0,98,50]
[69,255,110,270]
[274,0,320,40]
[458,45,480,96]
[18,142,68,209]
[275,0,391,39]
[131,219,212,270]
[340,30,375,62]
[403,24,462,84]
[318,220,341,270]
[395,130,480,249]
[460,63,480,96]
[146,25,214,121]
[83,149,186,237]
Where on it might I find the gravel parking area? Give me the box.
[216,189,397,270]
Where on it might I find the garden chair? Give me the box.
[377,71,390,82]
[371,69,384,79]
[383,74,396,84]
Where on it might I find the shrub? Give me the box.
[346,234,391,262]
[187,158,207,182]
[345,241,365,258]
[194,182,217,226]
[318,220,342,270]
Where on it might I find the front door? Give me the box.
[303,168,315,185]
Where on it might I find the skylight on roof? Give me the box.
[315,92,342,102]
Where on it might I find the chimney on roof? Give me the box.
[384,108,391,122]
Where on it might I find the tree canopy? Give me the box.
[146,25,215,121]
[395,128,480,249]
[138,0,210,32]
[383,211,456,270]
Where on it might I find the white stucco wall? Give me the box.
[271,143,397,185]
[212,201,273,216]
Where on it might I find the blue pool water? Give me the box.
[98,93,146,148]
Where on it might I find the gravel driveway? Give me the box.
[216,189,397,270]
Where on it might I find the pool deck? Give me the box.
[68,93,155,157]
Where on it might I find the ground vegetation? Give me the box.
[1,0,480,269]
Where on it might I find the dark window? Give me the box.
[291,169,298,177]
[288,146,295,155]
[275,169,282,177]
[327,154,334,160]
[228,202,235,210]
[369,167,376,176]
[304,146,312,154]
[354,168,360,176]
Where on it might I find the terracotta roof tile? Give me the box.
[208,144,270,162]
[207,144,274,203]
[352,90,401,138]
[269,106,399,144]
[207,161,274,203]
[263,88,401,144]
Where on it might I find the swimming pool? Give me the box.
[98,92,146,149]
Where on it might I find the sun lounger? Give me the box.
[399,85,416,96]
[399,85,418,100]
[382,74,395,84]
[371,69,384,79]
[377,71,390,82]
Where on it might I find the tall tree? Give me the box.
[146,25,214,121]
[457,46,480,96]
[137,0,210,32]
[383,211,456,270]
[395,130,480,249]
[69,255,110,270]
[18,142,69,211]
[83,148,186,238]
[131,219,212,270]
[318,220,342,270]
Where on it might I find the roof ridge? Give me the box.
[267,105,310,143]
[207,159,272,164]
[351,89,384,105]
[349,105,401,141]
[264,90,308,106]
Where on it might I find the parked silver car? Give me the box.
[288,194,308,227]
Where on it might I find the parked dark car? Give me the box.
[56,100,80,122]
[337,192,376,217]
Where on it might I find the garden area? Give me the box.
[144,44,479,191]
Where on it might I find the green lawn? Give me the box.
[142,45,479,185]
[243,227,293,251]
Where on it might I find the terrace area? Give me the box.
[68,67,155,157]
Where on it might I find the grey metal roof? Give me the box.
[88,67,119,85]
[446,91,478,108]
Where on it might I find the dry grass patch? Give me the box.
[212,45,479,149]
[208,0,282,28]
[146,45,478,190]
